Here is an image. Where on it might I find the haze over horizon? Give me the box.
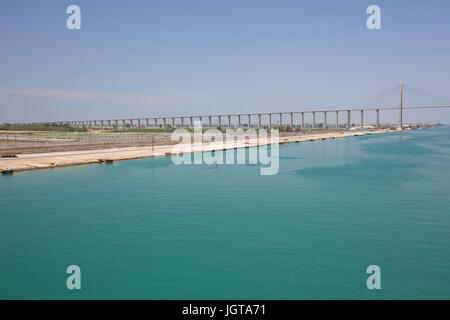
[1,0,450,124]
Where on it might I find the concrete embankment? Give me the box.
[0,129,388,173]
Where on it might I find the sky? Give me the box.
[1,0,450,123]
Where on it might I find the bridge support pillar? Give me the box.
[336,111,339,129]
[269,114,272,128]
[258,114,262,128]
[301,112,304,128]
[290,113,294,127]
[360,110,364,129]
[399,82,403,130]
[324,112,327,128]
[376,109,380,128]
[248,114,251,127]
[347,111,351,129]
[312,112,316,128]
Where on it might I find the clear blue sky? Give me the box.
[1,0,450,123]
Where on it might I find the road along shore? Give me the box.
[0,129,390,173]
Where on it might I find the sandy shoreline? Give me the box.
[0,129,390,173]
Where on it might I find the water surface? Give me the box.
[1,128,449,299]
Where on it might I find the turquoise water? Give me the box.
[1,128,450,299]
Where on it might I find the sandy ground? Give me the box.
[0,129,389,173]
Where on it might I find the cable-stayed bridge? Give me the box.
[7,83,450,130]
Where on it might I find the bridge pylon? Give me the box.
[399,82,403,130]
